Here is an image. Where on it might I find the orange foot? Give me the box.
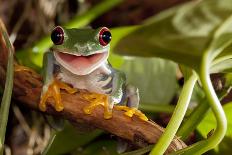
[114,105,148,121]
[81,93,113,119]
[39,79,77,112]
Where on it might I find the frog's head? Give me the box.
[51,26,111,75]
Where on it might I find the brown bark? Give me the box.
[0,27,186,154]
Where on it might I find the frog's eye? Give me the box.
[99,27,111,46]
[51,26,64,45]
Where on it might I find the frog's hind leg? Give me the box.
[115,85,146,153]
[115,84,148,121]
[125,84,139,108]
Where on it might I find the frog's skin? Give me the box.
[39,26,140,119]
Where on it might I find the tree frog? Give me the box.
[39,26,147,120]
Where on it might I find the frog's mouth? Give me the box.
[54,51,109,75]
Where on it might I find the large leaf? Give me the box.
[197,103,232,155]
[217,42,232,60]
[197,103,232,138]
[108,53,124,69]
[210,15,232,60]
[213,44,232,73]
[121,57,177,104]
[112,0,232,70]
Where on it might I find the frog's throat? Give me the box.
[54,50,109,75]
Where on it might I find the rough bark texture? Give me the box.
[0,29,186,154]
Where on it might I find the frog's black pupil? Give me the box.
[51,28,64,45]
[102,31,111,44]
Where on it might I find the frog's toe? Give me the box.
[39,80,75,112]
[114,105,148,121]
[103,97,113,119]
[39,92,50,111]
[82,93,104,114]
[82,93,113,119]
[56,80,77,94]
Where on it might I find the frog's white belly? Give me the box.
[57,66,111,94]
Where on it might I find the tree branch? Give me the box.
[0,30,186,154]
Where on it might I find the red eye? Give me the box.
[99,27,111,46]
[51,26,64,45]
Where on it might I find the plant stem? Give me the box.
[170,54,227,155]
[41,130,57,155]
[177,99,209,140]
[177,81,229,141]
[149,74,197,155]
[0,26,14,154]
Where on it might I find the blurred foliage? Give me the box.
[46,123,102,155]
[197,103,232,155]
[197,103,232,137]
[0,87,3,96]
[76,140,118,155]
[121,57,177,104]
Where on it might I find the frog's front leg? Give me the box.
[82,73,114,119]
[83,70,128,118]
[82,69,124,119]
[111,71,148,121]
[82,69,147,121]
[39,51,77,112]
[105,70,126,118]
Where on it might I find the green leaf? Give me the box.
[197,103,232,138]
[213,44,232,73]
[120,57,177,104]
[214,136,232,155]
[211,58,232,73]
[217,43,232,59]
[78,140,118,155]
[121,145,153,155]
[46,123,102,155]
[108,53,124,69]
[112,0,232,70]
[210,15,232,59]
